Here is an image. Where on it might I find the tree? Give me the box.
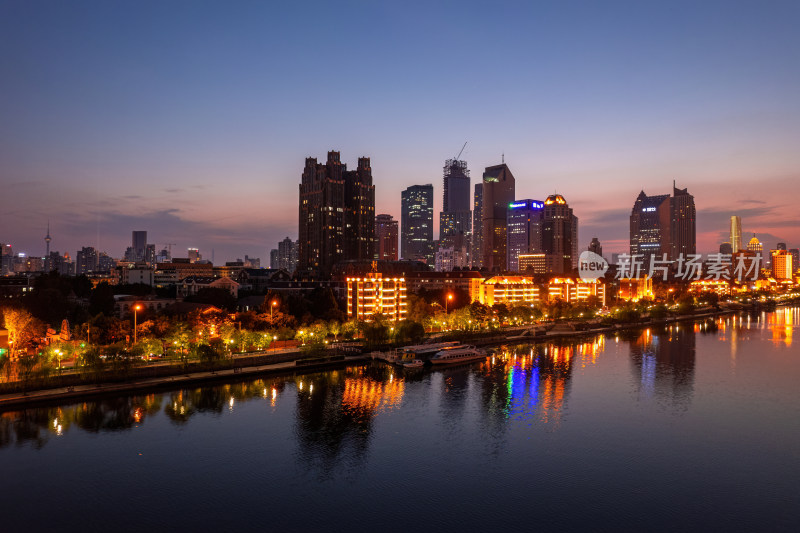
[362,314,390,348]
[405,294,434,323]
[89,282,116,316]
[395,320,425,345]
[2,307,46,358]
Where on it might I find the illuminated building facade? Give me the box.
[547,277,606,305]
[730,216,742,253]
[401,184,434,264]
[519,253,547,274]
[375,214,399,261]
[689,280,731,296]
[746,235,763,266]
[481,163,515,271]
[542,194,577,273]
[506,199,544,272]
[618,277,654,301]
[630,191,671,262]
[771,250,793,280]
[478,276,540,306]
[346,273,407,321]
[299,151,375,276]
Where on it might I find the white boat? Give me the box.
[429,346,487,365]
[403,359,425,369]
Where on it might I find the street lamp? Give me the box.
[270,300,278,321]
[445,293,453,314]
[133,304,142,344]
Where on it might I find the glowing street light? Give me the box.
[133,304,143,344]
[445,293,454,314]
[270,299,278,321]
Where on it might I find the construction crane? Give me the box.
[159,243,177,257]
[455,141,467,161]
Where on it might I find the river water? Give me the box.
[2,310,799,532]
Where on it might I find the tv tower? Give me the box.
[45,221,52,257]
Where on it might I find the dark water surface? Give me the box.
[2,310,799,532]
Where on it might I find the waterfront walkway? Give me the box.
[0,354,370,410]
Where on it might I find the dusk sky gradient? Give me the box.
[2,0,799,263]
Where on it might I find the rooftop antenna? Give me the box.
[502,152,505,164]
[44,220,52,257]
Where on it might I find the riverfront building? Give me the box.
[346,272,407,322]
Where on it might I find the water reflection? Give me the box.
[477,340,581,428]
[294,367,386,477]
[629,326,696,411]
[766,306,798,347]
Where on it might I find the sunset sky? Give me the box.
[2,0,799,262]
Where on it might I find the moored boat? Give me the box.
[428,346,487,365]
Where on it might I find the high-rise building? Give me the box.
[76,246,98,275]
[344,157,375,262]
[0,243,12,275]
[630,192,671,262]
[439,159,472,258]
[132,231,147,262]
[481,163,515,271]
[542,194,577,274]
[375,214,399,261]
[187,248,201,263]
[298,151,375,276]
[670,185,696,260]
[730,216,742,253]
[630,184,695,265]
[789,249,800,272]
[277,237,298,273]
[269,249,279,269]
[777,242,787,251]
[771,250,793,280]
[472,183,483,268]
[588,237,603,258]
[506,199,544,272]
[401,184,434,264]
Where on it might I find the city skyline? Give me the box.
[2,1,800,261]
